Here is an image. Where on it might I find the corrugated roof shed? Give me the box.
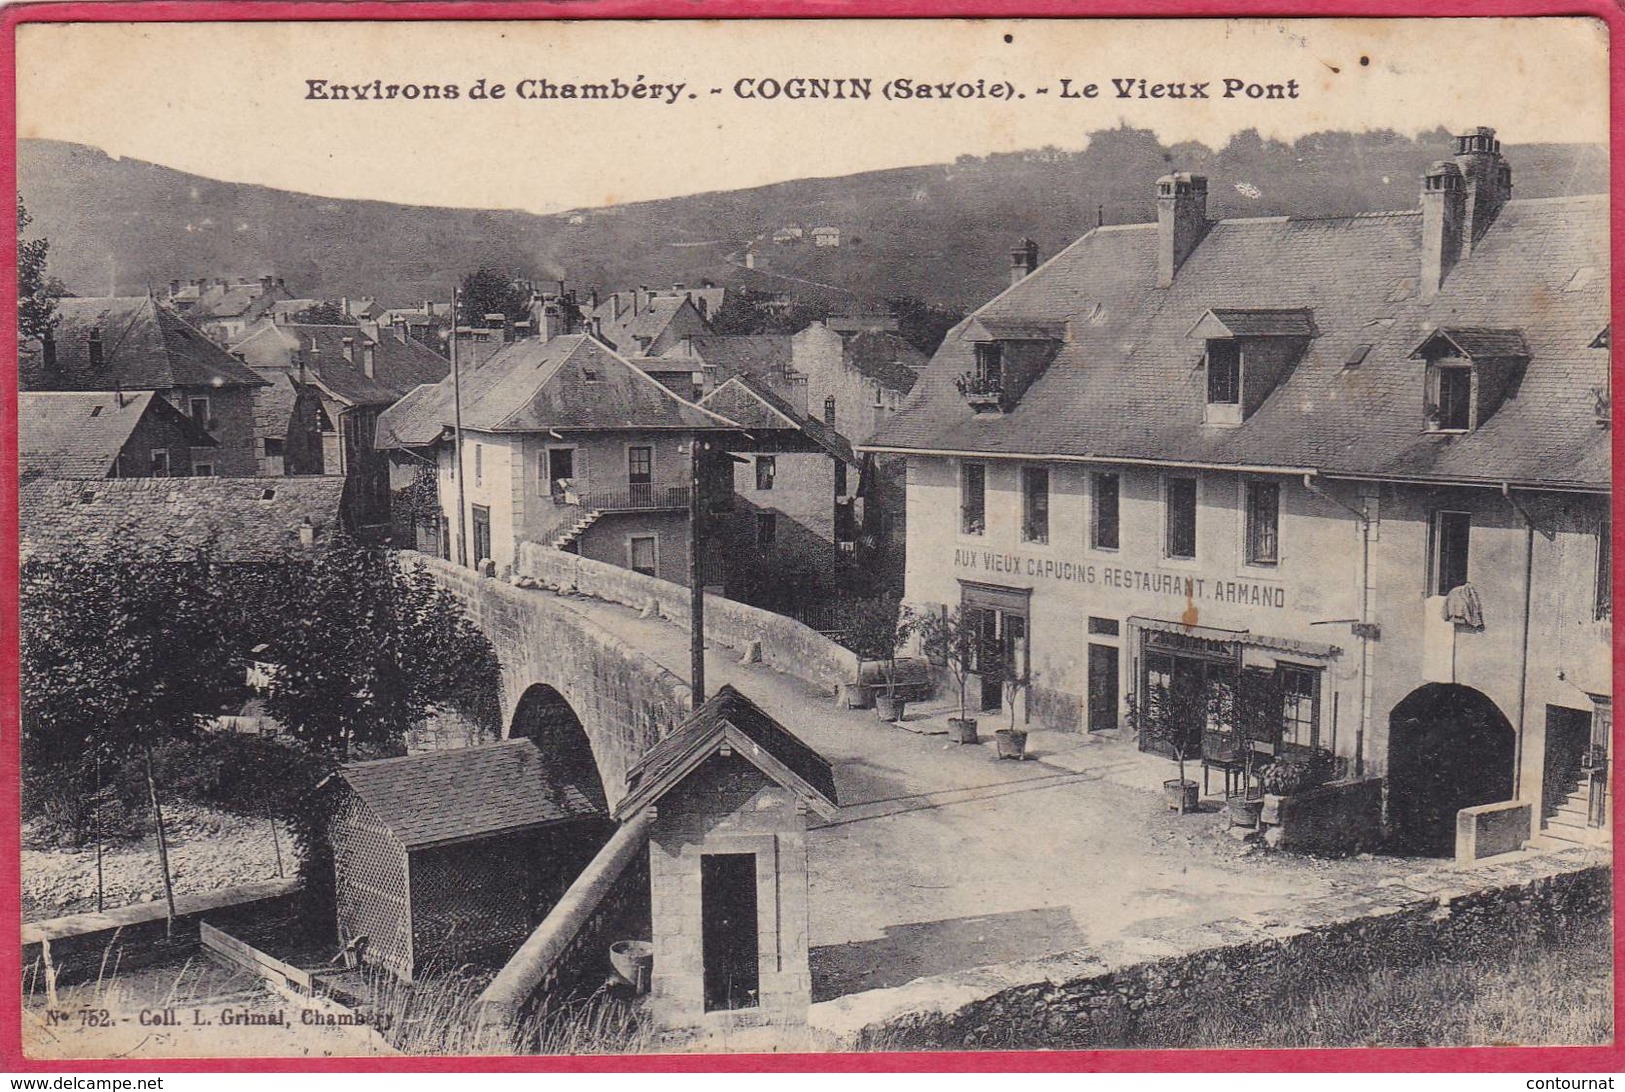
[19,476,347,563]
[340,739,603,850]
[871,194,1609,490]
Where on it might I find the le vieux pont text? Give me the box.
[302,75,1305,104]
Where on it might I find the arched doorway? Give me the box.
[1387,683,1516,856]
[510,684,610,814]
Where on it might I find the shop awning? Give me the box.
[1128,615,1341,661]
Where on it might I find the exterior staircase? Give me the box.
[551,507,603,552]
[1534,774,1610,849]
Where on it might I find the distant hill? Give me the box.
[19,129,1607,312]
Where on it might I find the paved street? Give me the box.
[552,592,1442,1002]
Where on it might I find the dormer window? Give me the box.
[1409,326,1529,434]
[1186,308,1314,428]
[954,317,1066,413]
[1204,340,1242,424]
[1430,364,1472,431]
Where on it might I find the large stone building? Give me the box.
[866,127,1610,855]
[374,333,739,583]
[21,296,269,477]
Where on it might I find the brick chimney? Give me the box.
[1452,126,1513,258]
[1155,172,1209,288]
[361,341,376,379]
[340,336,355,364]
[1420,160,1467,299]
[1009,237,1039,287]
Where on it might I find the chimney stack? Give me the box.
[1420,160,1467,299]
[1156,172,1209,288]
[1009,237,1039,287]
[1452,126,1513,259]
[361,341,376,379]
[341,336,355,364]
[298,517,315,548]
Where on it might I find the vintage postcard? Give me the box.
[7,9,1617,1067]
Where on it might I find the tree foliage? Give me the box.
[261,540,501,758]
[707,288,827,336]
[291,300,358,326]
[458,266,532,327]
[887,296,966,356]
[17,194,59,347]
[21,538,502,862]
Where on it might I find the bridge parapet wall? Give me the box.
[410,553,691,809]
[515,543,859,694]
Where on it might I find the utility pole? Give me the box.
[688,432,706,705]
[451,286,469,567]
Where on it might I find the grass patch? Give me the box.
[1129,911,1612,1049]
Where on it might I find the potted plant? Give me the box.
[835,595,898,710]
[1128,688,1199,813]
[839,595,915,723]
[994,668,1032,759]
[873,605,919,723]
[917,605,979,744]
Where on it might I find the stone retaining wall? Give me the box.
[812,850,1610,1050]
[515,543,859,693]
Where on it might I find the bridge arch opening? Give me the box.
[1387,683,1516,856]
[510,684,610,814]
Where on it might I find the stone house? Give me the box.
[866,126,1610,856]
[699,376,866,615]
[613,685,838,1030]
[187,275,300,346]
[374,333,740,583]
[22,296,268,477]
[19,390,216,484]
[586,289,713,357]
[230,320,448,526]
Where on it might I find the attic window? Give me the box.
[88,405,103,417]
[261,488,277,501]
[1187,309,1314,428]
[1206,341,1241,405]
[1591,327,1610,350]
[1343,344,1373,368]
[1409,327,1530,434]
[78,490,95,504]
[582,366,602,381]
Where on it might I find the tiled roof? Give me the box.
[871,194,1609,490]
[1195,308,1317,338]
[19,391,213,482]
[679,335,796,380]
[374,334,739,448]
[19,476,347,563]
[843,331,926,395]
[616,685,838,821]
[340,739,603,850]
[1411,327,1531,359]
[233,323,448,407]
[702,376,857,465]
[36,297,268,391]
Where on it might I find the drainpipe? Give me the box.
[1503,482,1540,809]
[1303,474,1373,777]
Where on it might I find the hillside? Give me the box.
[19,129,1607,312]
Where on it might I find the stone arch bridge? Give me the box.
[415,555,693,812]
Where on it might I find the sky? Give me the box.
[16,17,1610,215]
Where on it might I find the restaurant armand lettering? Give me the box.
[952,548,1288,609]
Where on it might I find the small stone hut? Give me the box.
[614,685,838,1029]
[331,738,610,981]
